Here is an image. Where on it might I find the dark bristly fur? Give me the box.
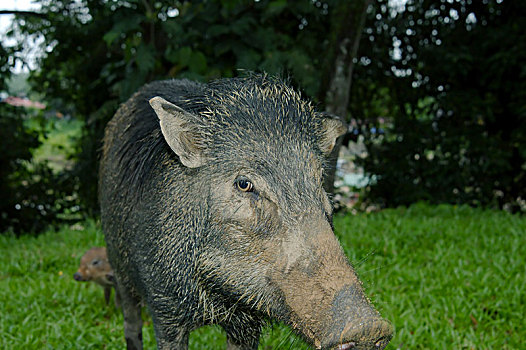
[100,74,392,350]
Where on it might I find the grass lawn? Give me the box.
[0,204,524,349]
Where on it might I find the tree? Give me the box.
[319,0,372,194]
[351,0,526,211]
[9,0,523,221]
[11,0,363,214]
[0,42,79,234]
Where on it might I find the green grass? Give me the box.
[1,204,524,349]
[336,203,525,350]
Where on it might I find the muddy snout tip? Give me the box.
[335,318,393,350]
[335,337,391,350]
[73,272,84,281]
[336,342,356,350]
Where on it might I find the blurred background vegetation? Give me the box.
[1,0,525,235]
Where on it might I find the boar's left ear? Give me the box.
[317,113,347,156]
[149,96,207,168]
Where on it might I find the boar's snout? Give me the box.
[275,212,393,349]
[321,287,393,350]
[73,272,84,281]
[332,317,392,350]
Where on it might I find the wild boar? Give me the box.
[74,246,119,307]
[100,75,393,349]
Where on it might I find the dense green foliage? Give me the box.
[0,108,80,234]
[1,204,524,348]
[0,42,79,234]
[2,0,524,234]
[13,0,336,215]
[351,0,526,210]
[0,103,38,231]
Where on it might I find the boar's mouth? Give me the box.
[334,334,392,350]
[327,317,393,350]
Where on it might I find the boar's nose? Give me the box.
[73,272,83,281]
[322,287,393,350]
[334,318,393,350]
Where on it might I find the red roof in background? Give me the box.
[2,96,46,110]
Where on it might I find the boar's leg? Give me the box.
[221,319,261,350]
[118,284,143,350]
[104,286,111,305]
[150,319,189,350]
[113,287,121,308]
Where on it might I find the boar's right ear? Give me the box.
[149,96,207,168]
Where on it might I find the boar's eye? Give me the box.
[235,176,254,193]
[91,259,101,266]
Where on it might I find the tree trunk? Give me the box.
[322,0,372,195]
